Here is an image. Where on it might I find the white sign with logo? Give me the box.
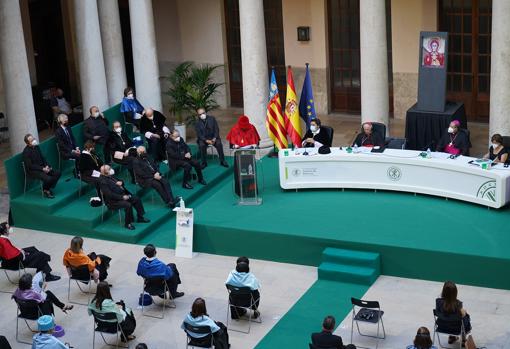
[279,148,510,208]
[173,207,195,258]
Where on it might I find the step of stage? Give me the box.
[318,248,381,285]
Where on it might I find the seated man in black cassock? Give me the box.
[301,118,332,148]
[55,114,81,161]
[436,119,470,156]
[78,140,103,196]
[166,129,207,189]
[99,165,150,230]
[352,122,384,148]
[195,107,229,168]
[139,108,169,162]
[107,120,135,183]
[133,146,179,208]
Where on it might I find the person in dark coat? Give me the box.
[301,118,332,148]
[436,120,470,156]
[311,316,356,349]
[54,113,80,160]
[352,122,384,148]
[139,108,169,162]
[78,140,104,196]
[107,120,135,183]
[166,129,206,189]
[22,134,61,198]
[194,107,228,168]
[83,106,109,145]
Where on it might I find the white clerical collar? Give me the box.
[312,128,320,136]
[82,150,91,155]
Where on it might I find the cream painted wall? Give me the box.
[153,0,182,63]
[282,0,327,69]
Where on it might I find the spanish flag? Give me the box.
[265,69,288,149]
[284,66,302,146]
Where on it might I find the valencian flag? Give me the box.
[265,69,288,149]
[299,63,316,131]
[284,66,302,146]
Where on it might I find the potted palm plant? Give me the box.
[165,62,193,140]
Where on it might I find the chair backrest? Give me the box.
[433,308,463,334]
[351,297,380,309]
[321,125,334,146]
[226,284,253,306]
[183,322,212,336]
[91,309,119,323]
[70,265,91,282]
[361,122,386,141]
[144,277,166,295]
[13,297,42,320]
[460,128,472,149]
[502,136,510,148]
[387,138,407,150]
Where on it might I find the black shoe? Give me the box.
[45,274,61,282]
[220,161,229,168]
[167,201,176,209]
[182,182,193,189]
[231,308,247,319]
[125,223,135,230]
[172,292,185,298]
[137,217,150,223]
[201,162,208,169]
[198,179,207,185]
[253,310,260,319]
[43,190,55,199]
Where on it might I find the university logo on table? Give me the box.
[387,166,402,181]
[291,168,301,177]
[476,180,496,202]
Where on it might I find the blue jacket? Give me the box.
[136,257,173,280]
[32,333,68,349]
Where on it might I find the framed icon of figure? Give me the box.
[422,36,446,68]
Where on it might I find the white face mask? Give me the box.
[492,142,499,148]
[31,139,38,146]
[115,127,122,133]
[447,127,455,134]
[127,94,134,100]
[92,112,99,118]
[310,125,318,133]
[174,136,181,142]
[199,113,207,120]
[8,227,13,234]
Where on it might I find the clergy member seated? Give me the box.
[483,133,508,163]
[83,106,110,146]
[225,256,261,319]
[136,244,184,298]
[195,107,229,168]
[166,129,207,189]
[107,120,135,183]
[32,315,70,349]
[301,118,332,148]
[22,133,61,199]
[227,115,261,149]
[436,120,470,156]
[352,122,384,148]
[120,86,144,127]
[311,316,356,349]
[98,164,150,230]
[0,222,60,281]
[55,114,80,160]
[140,108,170,162]
[78,140,104,196]
[133,146,180,207]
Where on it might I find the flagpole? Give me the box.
[267,66,280,158]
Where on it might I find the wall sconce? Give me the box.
[297,26,310,41]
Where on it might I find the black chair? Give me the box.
[67,264,93,305]
[90,310,128,349]
[100,190,123,226]
[502,136,510,149]
[0,258,26,293]
[12,296,43,345]
[21,161,43,197]
[183,322,214,349]
[350,297,385,349]
[433,309,469,349]
[226,284,261,334]
[141,276,175,319]
[322,125,334,147]
[460,128,472,156]
[386,138,407,150]
[0,335,12,349]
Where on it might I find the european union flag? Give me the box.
[299,63,316,131]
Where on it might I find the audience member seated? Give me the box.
[181,297,230,349]
[139,108,169,162]
[107,120,135,183]
[83,106,110,146]
[13,273,73,315]
[54,113,80,160]
[225,256,260,319]
[301,118,332,148]
[0,222,60,281]
[120,86,144,127]
[88,281,137,342]
[22,133,61,199]
[195,107,228,168]
[352,122,384,148]
[166,129,207,189]
[78,140,104,197]
[133,146,179,207]
[483,133,508,163]
[406,327,437,349]
[99,165,150,230]
[436,120,469,156]
[311,315,356,349]
[32,315,70,349]
[136,244,184,298]
[226,115,260,149]
[435,280,472,346]
[63,236,112,284]
[50,88,72,118]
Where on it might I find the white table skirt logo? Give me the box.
[476,180,496,202]
[387,166,402,181]
[292,168,301,177]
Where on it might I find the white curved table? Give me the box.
[278,148,510,208]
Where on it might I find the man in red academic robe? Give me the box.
[226,115,260,149]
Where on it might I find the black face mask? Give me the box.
[57,96,63,99]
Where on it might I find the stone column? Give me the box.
[0,0,38,153]
[489,0,510,138]
[360,0,389,134]
[98,0,127,106]
[239,0,270,147]
[73,0,109,114]
[128,0,162,112]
